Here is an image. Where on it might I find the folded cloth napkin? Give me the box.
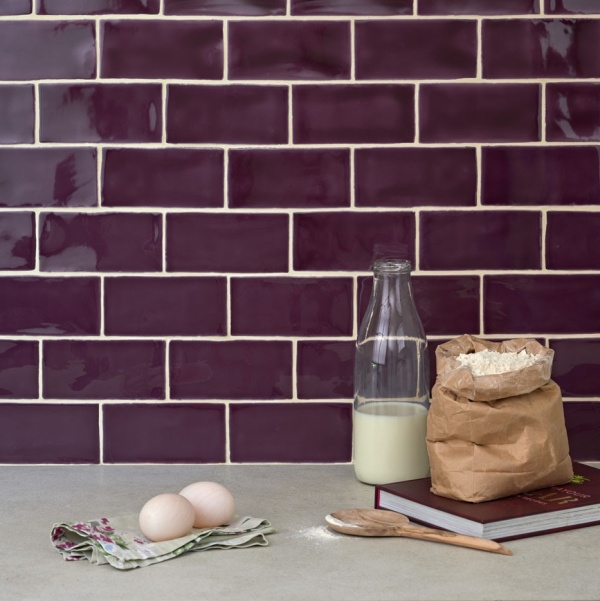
[51,515,275,570]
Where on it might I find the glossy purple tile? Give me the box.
[482,146,600,206]
[546,0,600,13]
[170,341,292,399]
[0,404,99,463]
[293,84,414,144]
[415,276,480,337]
[228,149,349,209]
[546,83,600,141]
[550,339,600,397]
[167,85,288,144]
[291,0,412,15]
[294,212,415,271]
[0,86,34,144]
[102,148,223,208]
[229,402,352,462]
[420,211,541,270]
[167,213,288,273]
[358,275,480,337]
[419,0,538,13]
[420,84,540,143]
[0,277,100,335]
[0,341,38,399]
[0,213,35,271]
[0,22,95,80]
[231,277,353,336]
[0,148,97,208]
[40,212,162,272]
[104,277,226,336]
[102,20,222,79]
[563,402,600,461]
[482,19,600,78]
[546,212,600,270]
[355,147,476,208]
[297,340,353,399]
[38,0,160,13]
[43,340,165,400]
[40,84,161,143]
[484,275,600,334]
[229,21,350,80]
[103,403,226,463]
[165,0,285,14]
[0,0,31,14]
[355,21,476,80]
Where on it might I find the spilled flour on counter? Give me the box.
[297,525,340,544]
[456,349,538,376]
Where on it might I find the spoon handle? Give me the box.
[397,523,512,555]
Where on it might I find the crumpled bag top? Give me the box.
[435,334,553,402]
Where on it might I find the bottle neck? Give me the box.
[372,259,411,295]
[372,259,411,277]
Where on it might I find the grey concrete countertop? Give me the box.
[1,464,599,601]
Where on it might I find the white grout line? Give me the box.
[225,402,231,463]
[475,144,482,206]
[96,147,103,206]
[165,340,171,400]
[7,14,594,21]
[161,83,167,143]
[98,403,104,464]
[541,209,548,270]
[288,213,294,272]
[476,18,482,79]
[479,275,484,335]
[95,19,101,79]
[540,81,547,142]
[226,276,232,336]
[4,77,600,85]
[291,340,298,401]
[414,83,421,142]
[162,213,167,272]
[99,277,105,336]
[350,19,356,81]
[223,147,229,208]
[37,340,43,400]
[349,147,355,207]
[223,20,229,81]
[288,84,293,144]
[33,83,40,144]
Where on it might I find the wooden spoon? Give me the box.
[326,508,512,555]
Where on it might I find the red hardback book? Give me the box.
[375,462,600,542]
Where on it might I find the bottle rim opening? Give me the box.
[372,259,412,274]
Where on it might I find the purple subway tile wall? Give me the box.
[546,83,600,141]
[43,340,165,400]
[355,21,477,80]
[167,213,288,273]
[0,4,598,466]
[0,85,34,144]
[229,21,350,80]
[40,212,162,272]
[38,0,161,14]
[101,20,223,80]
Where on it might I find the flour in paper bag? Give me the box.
[456,348,537,376]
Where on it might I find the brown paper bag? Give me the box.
[427,335,573,503]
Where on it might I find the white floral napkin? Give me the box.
[51,515,275,570]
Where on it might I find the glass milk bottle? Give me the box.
[353,259,430,485]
